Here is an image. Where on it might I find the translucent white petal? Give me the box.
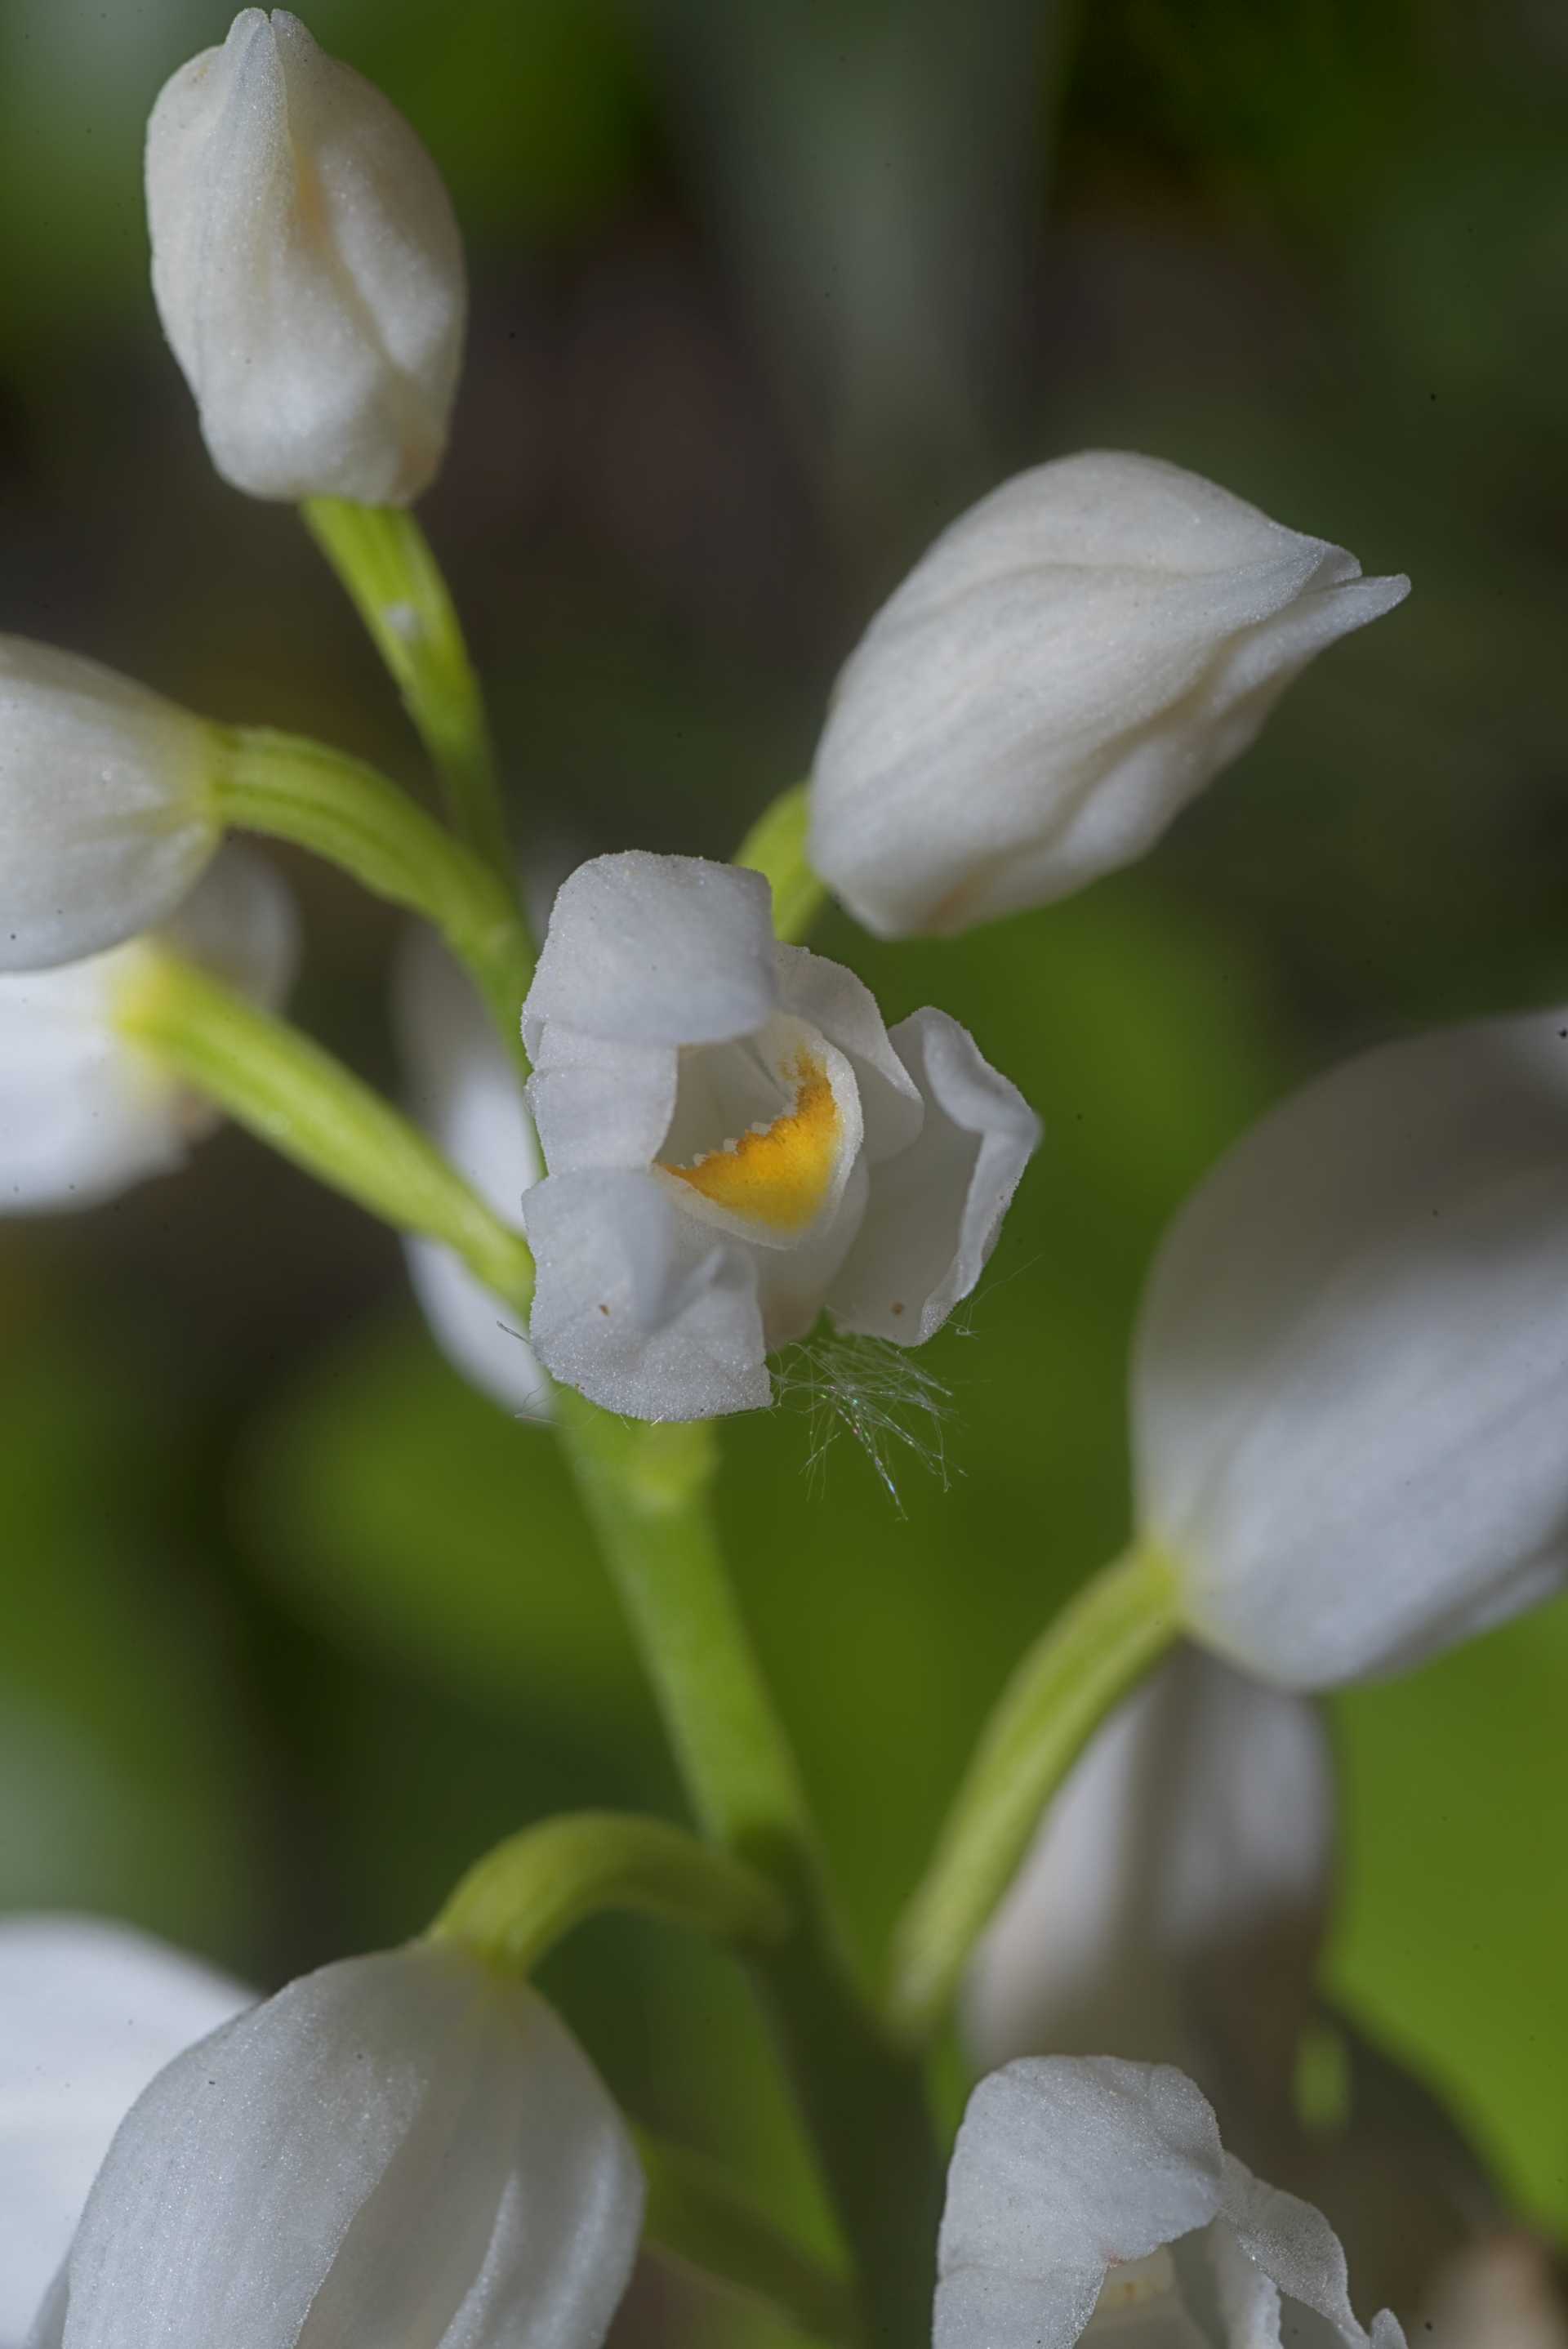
[935,2059,1224,2349]
[53,1946,641,2349]
[523,1169,768,1418]
[1205,2220,1284,2347]
[773,944,923,1161]
[827,1006,1039,1342]
[1218,2155,1405,2347]
[0,1918,248,2344]
[809,451,1407,936]
[523,854,777,1049]
[527,1031,677,1175]
[146,11,465,504]
[964,1649,1333,2113]
[0,639,220,974]
[1134,1003,1568,1687]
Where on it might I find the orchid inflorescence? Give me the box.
[2,11,1565,2349]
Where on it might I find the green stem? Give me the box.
[301,497,511,880]
[117,954,534,1312]
[889,1544,1180,2043]
[430,1812,791,1974]
[552,1387,943,2347]
[734,781,827,945]
[635,2127,858,2347]
[214,725,532,1065]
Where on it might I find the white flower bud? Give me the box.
[0,847,297,1215]
[808,451,1409,938]
[0,638,222,973]
[39,1941,643,2349]
[1134,1004,1568,1688]
[0,1918,249,2343]
[964,1648,1334,2115]
[146,10,466,506]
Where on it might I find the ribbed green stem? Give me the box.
[635,2127,858,2347]
[735,780,828,944]
[301,497,511,881]
[214,725,532,1067]
[889,1544,1180,2042]
[116,954,533,1312]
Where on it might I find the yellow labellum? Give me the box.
[662,1052,840,1232]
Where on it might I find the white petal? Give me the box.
[1218,2155,1405,2347]
[751,1152,870,1349]
[1134,1003,1568,1687]
[396,932,550,1419]
[55,1945,642,2349]
[773,944,923,1161]
[523,1169,768,1419]
[935,2058,1223,2349]
[963,1648,1334,2111]
[809,451,1407,937]
[527,1031,677,1175]
[827,1006,1039,1343]
[158,843,299,1011]
[0,639,220,974]
[0,1918,248,2344]
[146,11,465,504]
[523,854,777,1050]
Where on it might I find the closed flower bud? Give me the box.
[37,1941,644,2349]
[519,851,1039,1420]
[964,1647,1334,2118]
[1134,1005,1568,1688]
[809,451,1408,938]
[0,848,296,1215]
[0,638,222,973]
[146,10,466,506]
[396,929,551,1420]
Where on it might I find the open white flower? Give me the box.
[1133,1003,1568,1687]
[397,929,550,1420]
[0,1917,249,2347]
[0,637,223,973]
[146,9,466,505]
[0,847,296,1215]
[937,2056,1405,2349]
[35,1939,644,2349]
[809,451,1408,938]
[964,1648,1334,2115]
[519,852,1039,1420]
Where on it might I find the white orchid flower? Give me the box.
[0,637,223,973]
[146,10,466,506]
[396,929,551,1420]
[33,1938,644,2349]
[0,1916,250,2346]
[936,2056,1405,2349]
[964,1647,1334,2115]
[519,851,1039,1420]
[0,847,296,1215]
[808,450,1408,938]
[1134,1002,1568,1687]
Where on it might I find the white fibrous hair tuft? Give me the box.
[771,1331,958,1511]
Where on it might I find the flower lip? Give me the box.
[653,1013,863,1250]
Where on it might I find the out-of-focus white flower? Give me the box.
[146,9,466,505]
[0,638,223,973]
[808,451,1408,938]
[936,2056,1405,2349]
[964,1647,1334,2114]
[0,1916,249,2346]
[0,847,296,1215]
[1134,1004,1568,1688]
[34,1939,643,2349]
[397,929,550,1420]
[519,851,1038,1420]
[1420,2235,1568,2349]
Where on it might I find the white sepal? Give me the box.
[1134,1003,1568,1687]
[808,451,1408,938]
[0,848,297,1216]
[0,638,221,973]
[146,9,466,505]
[47,1941,643,2349]
[963,1648,1333,2114]
[0,1917,248,2345]
[397,930,550,1420]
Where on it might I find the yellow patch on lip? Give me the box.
[661,1050,841,1232]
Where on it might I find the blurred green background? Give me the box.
[3,0,1567,2322]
